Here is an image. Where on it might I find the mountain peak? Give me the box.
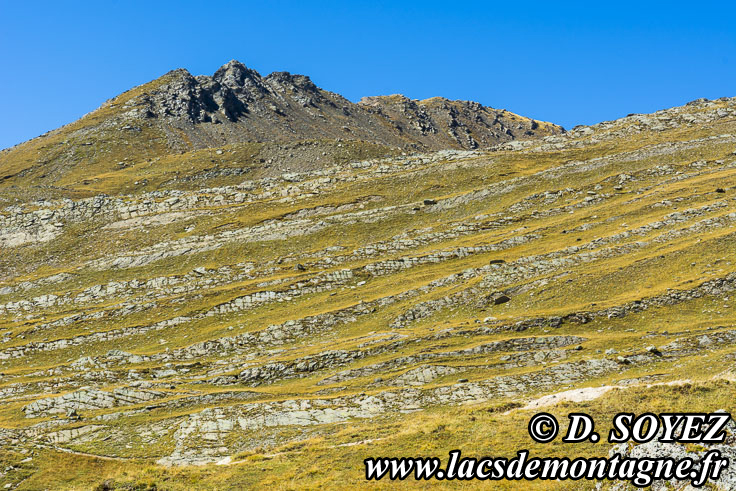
[213,60,261,88]
[165,67,194,77]
[0,60,565,196]
[220,59,248,70]
[98,60,562,150]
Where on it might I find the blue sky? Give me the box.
[1,1,734,149]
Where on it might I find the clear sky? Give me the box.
[1,1,734,149]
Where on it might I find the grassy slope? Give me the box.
[0,99,735,489]
[4,381,733,490]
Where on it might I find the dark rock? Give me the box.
[645,346,663,356]
[493,294,511,305]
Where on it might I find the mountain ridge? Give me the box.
[108,59,562,147]
[0,60,563,203]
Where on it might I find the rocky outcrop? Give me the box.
[22,386,165,418]
[123,61,563,151]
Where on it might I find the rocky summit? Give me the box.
[0,60,561,205]
[0,66,735,489]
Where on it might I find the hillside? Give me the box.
[0,61,562,204]
[1,89,736,488]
